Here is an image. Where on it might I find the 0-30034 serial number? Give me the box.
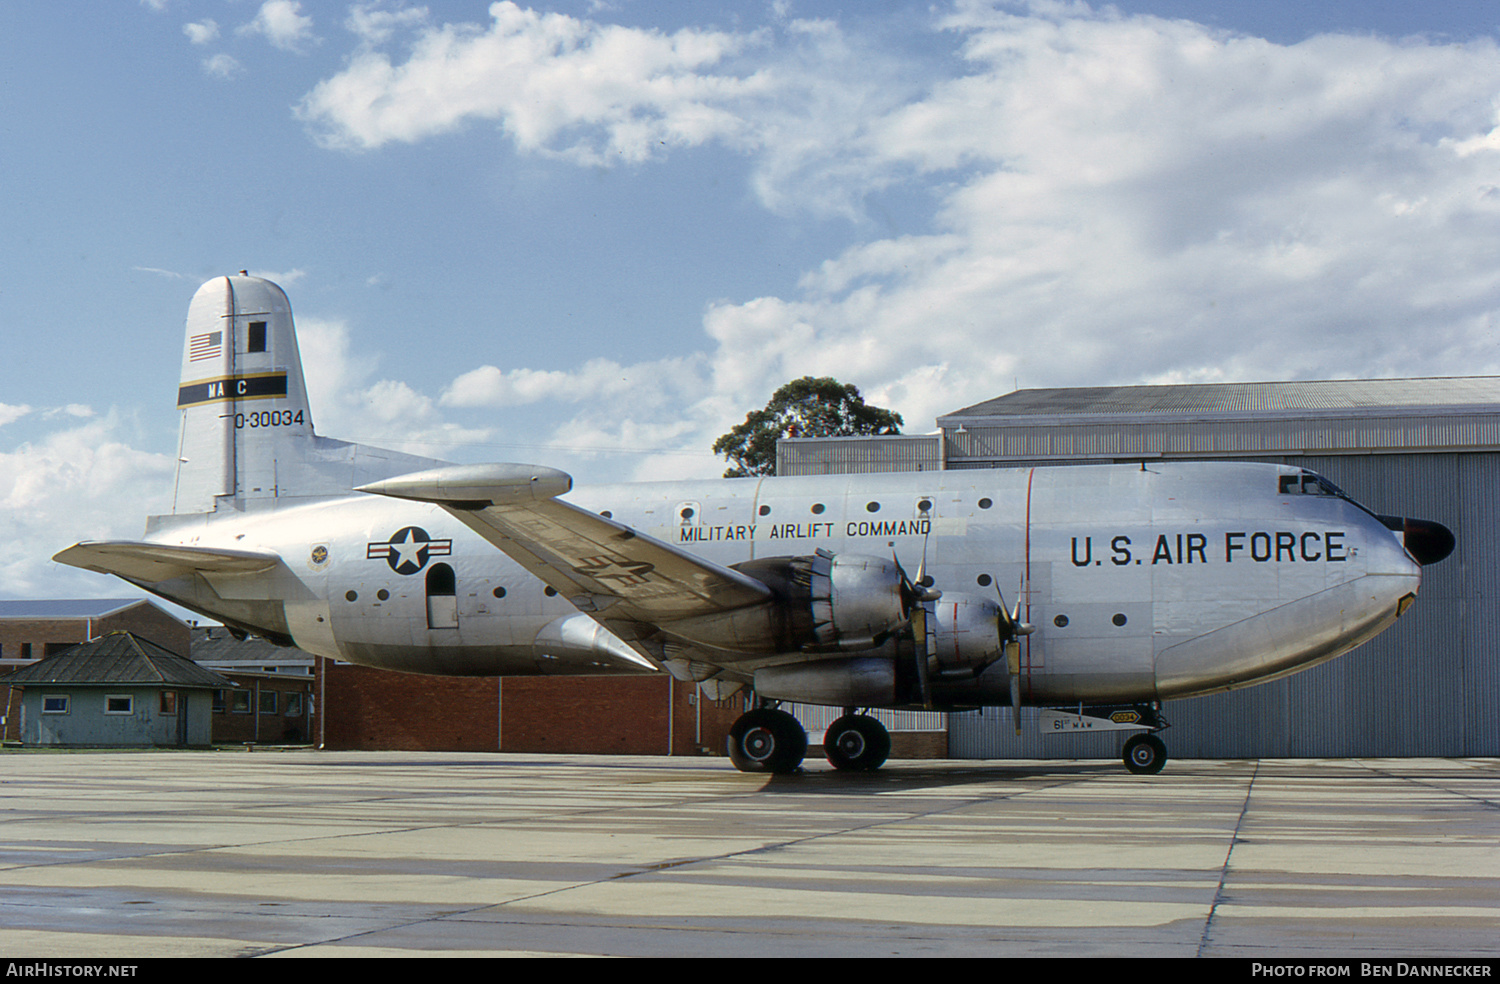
[233,410,304,429]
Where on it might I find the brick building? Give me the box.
[314,660,746,755]
[191,627,315,745]
[0,599,190,662]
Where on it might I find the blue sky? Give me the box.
[4,0,1500,598]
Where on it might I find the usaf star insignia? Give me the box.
[368,527,452,575]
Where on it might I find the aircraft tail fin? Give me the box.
[168,274,447,518]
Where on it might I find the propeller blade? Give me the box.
[912,600,933,709]
[893,542,939,709]
[1006,638,1022,735]
[996,573,1032,735]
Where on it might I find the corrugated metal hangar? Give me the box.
[785,376,1500,759]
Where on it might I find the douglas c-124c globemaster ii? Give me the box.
[56,275,1456,774]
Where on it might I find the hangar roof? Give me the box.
[941,377,1500,423]
[937,376,1500,462]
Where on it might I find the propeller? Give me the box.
[995,574,1034,736]
[896,504,942,708]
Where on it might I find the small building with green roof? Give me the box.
[4,632,235,747]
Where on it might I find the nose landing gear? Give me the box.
[1042,703,1170,775]
[1122,732,1168,775]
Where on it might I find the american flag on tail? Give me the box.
[188,331,222,362]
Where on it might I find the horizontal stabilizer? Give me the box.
[53,541,280,584]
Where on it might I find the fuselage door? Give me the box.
[426,562,458,629]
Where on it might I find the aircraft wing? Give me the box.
[359,465,773,631]
[54,541,281,583]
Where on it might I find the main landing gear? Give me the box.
[726,706,807,774]
[823,712,891,772]
[726,705,894,774]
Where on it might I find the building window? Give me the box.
[42,695,69,714]
[105,695,134,715]
[213,690,226,713]
[21,643,32,658]
[159,691,178,715]
[231,691,252,714]
[260,691,278,714]
[285,693,303,717]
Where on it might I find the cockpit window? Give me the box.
[1278,469,1379,519]
[1279,470,1344,497]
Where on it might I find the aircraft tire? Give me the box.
[727,708,807,774]
[1122,733,1167,775]
[823,714,891,772]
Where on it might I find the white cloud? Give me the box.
[239,0,317,53]
[0,404,32,428]
[671,3,1500,435]
[0,413,174,596]
[441,356,702,409]
[248,266,308,285]
[183,19,218,45]
[285,2,1500,483]
[299,2,759,163]
[296,3,920,217]
[134,265,188,279]
[294,316,489,462]
[202,53,243,79]
[345,2,430,46]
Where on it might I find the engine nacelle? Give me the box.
[740,549,907,652]
[755,656,897,706]
[659,550,908,655]
[927,593,1005,677]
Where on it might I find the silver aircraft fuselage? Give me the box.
[139,459,1420,707]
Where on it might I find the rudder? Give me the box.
[172,275,316,513]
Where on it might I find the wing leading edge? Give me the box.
[359,464,773,638]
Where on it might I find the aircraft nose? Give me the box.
[1379,515,1456,566]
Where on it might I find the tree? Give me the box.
[713,376,903,477]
